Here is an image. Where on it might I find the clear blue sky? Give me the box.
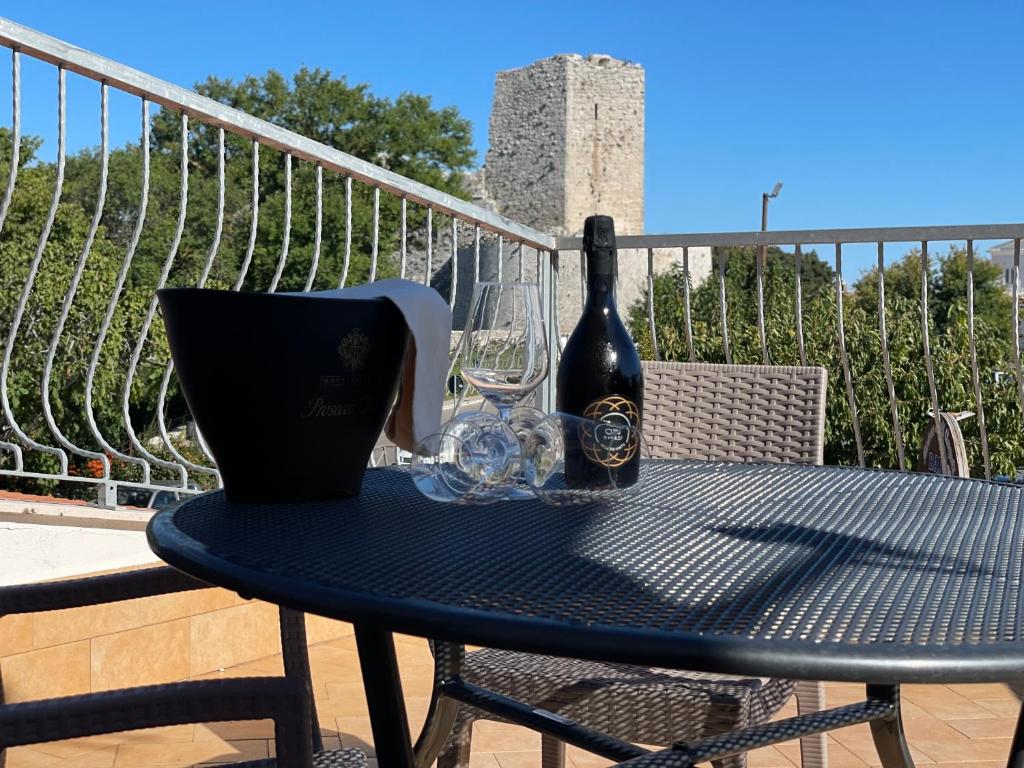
[3,1,1022,276]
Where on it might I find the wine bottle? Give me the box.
[557,215,643,488]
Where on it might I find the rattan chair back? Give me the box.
[642,362,827,466]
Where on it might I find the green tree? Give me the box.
[0,128,151,492]
[629,245,1024,475]
[2,67,477,496]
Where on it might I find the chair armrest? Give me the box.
[0,565,207,615]
[0,677,313,768]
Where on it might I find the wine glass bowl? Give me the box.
[461,283,548,419]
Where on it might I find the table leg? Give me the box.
[355,625,415,768]
[867,685,914,768]
[1007,699,1024,768]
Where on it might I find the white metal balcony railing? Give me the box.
[0,18,1021,507]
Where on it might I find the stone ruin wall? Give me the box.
[412,52,711,334]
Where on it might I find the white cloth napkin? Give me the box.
[289,279,452,452]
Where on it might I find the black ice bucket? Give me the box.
[158,288,410,503]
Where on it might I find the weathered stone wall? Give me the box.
[562,55,644,238]
[484,56,568,236]
[439,53,712,334]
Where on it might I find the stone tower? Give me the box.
[484,53,644,238]
[468,53,710,333]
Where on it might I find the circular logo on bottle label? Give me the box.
[580,395,640,468]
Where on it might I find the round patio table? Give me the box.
[147,460,1024,768]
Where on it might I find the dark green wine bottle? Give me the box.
[556,215,643,488]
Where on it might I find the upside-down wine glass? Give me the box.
[454,282,549,494]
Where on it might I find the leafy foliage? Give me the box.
[628,245,1024,476]
[0,68,475,496]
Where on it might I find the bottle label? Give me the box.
[580,395,640,468]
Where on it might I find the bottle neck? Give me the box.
[585,252,617,312]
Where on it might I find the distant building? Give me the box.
[988,241,1022,293]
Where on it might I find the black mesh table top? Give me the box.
[147,461,1024,684]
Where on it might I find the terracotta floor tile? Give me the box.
[471,721,541,752]
[776,739,871,768]
[565,745,615,768]
[5,746,70,768]
[194,719,276,741]
[829,722,933,766]
[975,699,1022,718]
[59,746,119,767]
[493,750,543,768]
[28,735,122,759]
[945,718,1018,740]
[112,740,261,767]
[946,684,1017,702]
[468,755,501,768]
[108,724,196,744]
[901,686,998,720]
[745,745,798,767]
[337,714,376,755]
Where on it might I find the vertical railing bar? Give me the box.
[154,128,224,479]
[338,175,352,288]
[682,246,694,362]
[368,186,379,282]
[794,244,807,367]
[755,243,769,363]
[965,240,990,478]
[717,249,732,364]
[535,247,541,284]
[920,240,948,473]
[474,225,481,284]
[197,127,224,288]
[121,110,190,485]
[154,363,218,478]
[119,108,188,484]
[876,242,906,472]
[495,234,503,286]
[578,249,585,314]
[1,64,69,473]
[538,248,556,413]
[233,139,259,291]
[496,234,503,282]
[399,197,407,280]
[835,243,865,467]
[303,163,323,291]
[268,153,292,292]
[518,242,525,284]
[0,49,22,469]
[646,247,661,361]
[83,96,152,481]
[425,207,433,286]
[449,216,458,310]
[38,80,113,477]
[551,249,561,365]
[180,127,225,468]
[1012,239,1024,425]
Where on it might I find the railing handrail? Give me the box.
[0,17,556,252]
[557,223,1024,251]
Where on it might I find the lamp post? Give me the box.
[762,182,783,232]
[756,182,782,363]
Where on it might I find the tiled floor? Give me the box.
[5,628,1020,767]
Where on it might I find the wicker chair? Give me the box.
[437,361,829,768]
[0,566,367,768]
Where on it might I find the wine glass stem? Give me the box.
[496,405,513,422]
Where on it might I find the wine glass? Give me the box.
[447,283,549,496]
[461,283,548,421]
